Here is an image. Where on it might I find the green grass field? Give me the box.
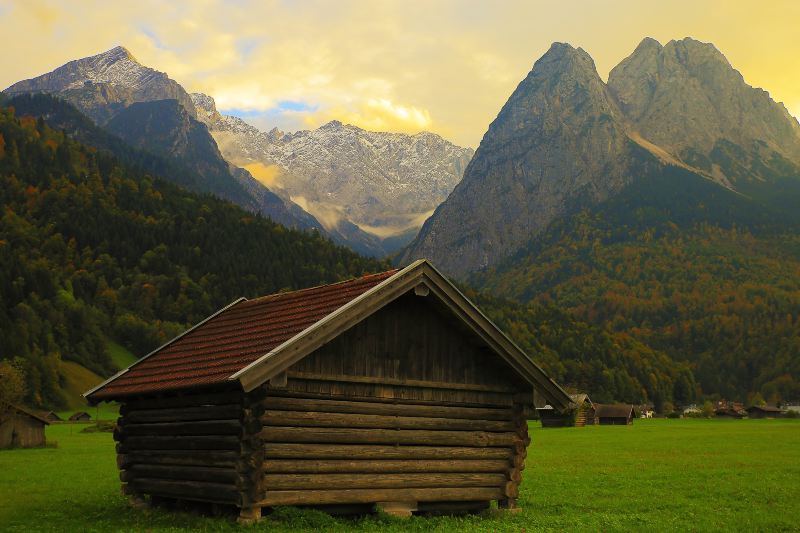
[1,419,798,532]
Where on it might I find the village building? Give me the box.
[537,393,595,427]
[43,411,63,422]
[0,405,50,449]
[594,404,635,425]
[69,411,92,422]
[746,405,786,419]
[85,260,573,522]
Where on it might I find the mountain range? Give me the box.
[2,37,800,405]
[403,37,800,402]
[192,92,473,256]
[4,46,324,233]
[4,46,472,257]
[401,37,800,276]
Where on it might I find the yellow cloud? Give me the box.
[243,162,283,189]
[1,0,799,147]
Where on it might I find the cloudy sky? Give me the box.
[1,0,798,147]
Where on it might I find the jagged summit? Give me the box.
[634,37,663,52]
[609,35,800,168]
[5,46,196,123]
[400,40,640,276]
[190,92,473,256]
[401,38,800,277]
[100,45,138,63]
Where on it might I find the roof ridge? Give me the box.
[243,269,398,304]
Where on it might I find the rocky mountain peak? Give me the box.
[609,36,800,171]
[634,37,663,53]
[102,45,138,63]
[320,119,344,130]
[400,41,639,276]
[190,92,217,114]
[4,46,196,123]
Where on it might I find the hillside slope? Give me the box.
[0,104,385,408]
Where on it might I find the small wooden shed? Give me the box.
[43,411,63,422]
[594,404,635,425]
[537,394,595,427]
[69,411,92,422]
[86,260,572,522]
[746,405,786,419]
[0,405,50,448]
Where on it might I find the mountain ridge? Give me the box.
[192,92,474,256]
[3,47,324,233]
[401,37,800,277]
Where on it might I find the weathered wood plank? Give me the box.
[122,405,242,423]
[128,464,239,484]
[287,372,516,393]
[261,396,513,420]
[260,410,515,432]
[266,389,513,408]
[262,472,507,490]
[121,435,240,451]
[284,380,514,407]
[119,420,242,437]
[258,487,504,506]
[262,443,514,460]
[258,426,519,447]
[117,450,239,469]
[132,478,239,504]
[122,391,241,411]
[261,459,511,474]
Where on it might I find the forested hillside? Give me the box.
[0,105,386,408]
[477,167,800,404]
[463,288,696,410]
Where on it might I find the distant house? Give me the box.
[594,404,635,425]
[682,404,701,416]
[746,405,786,419]
[638,404,655,419]
[537,393,596,427]
[69,411,92,422]
[785,405,800,416]
[0,405,50,449]
[715,407,745,419]
[42,411,63,423]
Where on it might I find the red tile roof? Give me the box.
[90,270,398,400]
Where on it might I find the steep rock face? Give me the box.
[5,48,322,233]
[400,43,654,276]
[192,92,473,256]
[5,46,196,124]
[105,99,323,232]
[609,37,800,183]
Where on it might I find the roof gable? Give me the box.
[86,260,572,409]
[5,405,51,425]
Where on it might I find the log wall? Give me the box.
[254,387,530,509]
[114,389,261,509]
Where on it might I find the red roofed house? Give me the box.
[85,260,571,522]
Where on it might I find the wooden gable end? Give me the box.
[283,292,530,405]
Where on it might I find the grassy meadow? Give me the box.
[0,419,798,532]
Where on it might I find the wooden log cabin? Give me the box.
[537,394,595,428]
[0,405,50,449]
[85,259,572,522]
